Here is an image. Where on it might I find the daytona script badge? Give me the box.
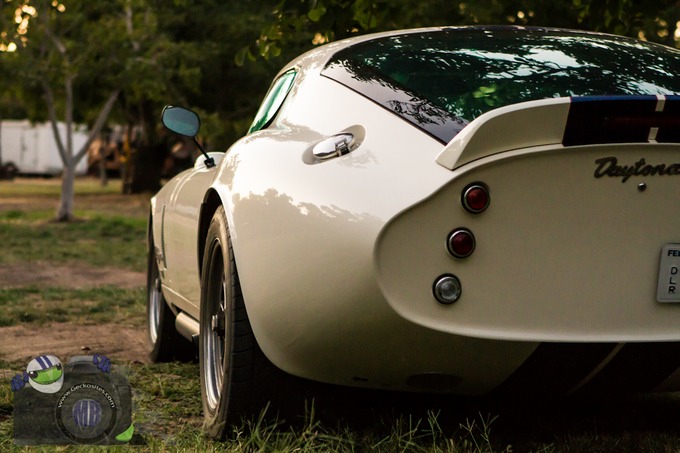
[594,156,680,182]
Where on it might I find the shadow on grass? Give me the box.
[269,380,680,452]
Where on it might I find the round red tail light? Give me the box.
[447,228,475,259]
[462,183,490,213]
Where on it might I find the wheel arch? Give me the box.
[197,189,225,280]
[146,207,153,252]
[147,201,159,267]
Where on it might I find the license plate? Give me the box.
[657,244,680,302]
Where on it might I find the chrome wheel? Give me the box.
[147,222,194,362]
[148,273,162,344]
[199,206,287,439]
[203,242,227,412]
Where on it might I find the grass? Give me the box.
[0,211,147,271]
[0,286,145,326]
[0,358,515,452]
[0,176,149,271]
[2,177,680,451]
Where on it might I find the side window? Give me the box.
[248,69,297,134]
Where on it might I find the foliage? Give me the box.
[0,1,124,219]
[0,1,282,198]
[0,1,205,126]
[244,0,680,61]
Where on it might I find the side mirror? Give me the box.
[161,105,200,137]
[161,105,215,168]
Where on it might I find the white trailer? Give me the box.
[0,120,89,176]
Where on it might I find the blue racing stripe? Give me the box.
[36,355,49,369]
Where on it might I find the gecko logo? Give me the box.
[594,156,680,182]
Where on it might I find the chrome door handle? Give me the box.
[312,133,354,161]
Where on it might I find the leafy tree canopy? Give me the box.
[1,0,680,199]
[241,0,680,63]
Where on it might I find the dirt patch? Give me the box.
[0,322,150,368]
[0,262,145,289]
[0,262,150,366]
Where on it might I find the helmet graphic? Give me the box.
[26,355,64,393]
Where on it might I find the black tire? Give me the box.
[0,162,18,180]
[199,206,287,438]
[147,228,193,362]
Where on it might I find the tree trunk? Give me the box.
[127,101,168,194]
[128,141,166,193]
[56,163,76,222]
[43,84,119,221]
[98,147,109,187]
[96,133,108,187]
[0,113,3,166]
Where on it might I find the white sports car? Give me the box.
[147,26,680,436]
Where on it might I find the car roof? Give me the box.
[277,25,656,76]
[275,26,680,143]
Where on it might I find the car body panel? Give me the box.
[378,142,680,342]
[436,97,571,169]
[153,153,225,319]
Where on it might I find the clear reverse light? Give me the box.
[433,275,462,304]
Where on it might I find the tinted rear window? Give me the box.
[322,27,680,142]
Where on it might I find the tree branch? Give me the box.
[74,89,121,163]
[41,78,69,165]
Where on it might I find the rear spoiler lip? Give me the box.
[436,95,679,170]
